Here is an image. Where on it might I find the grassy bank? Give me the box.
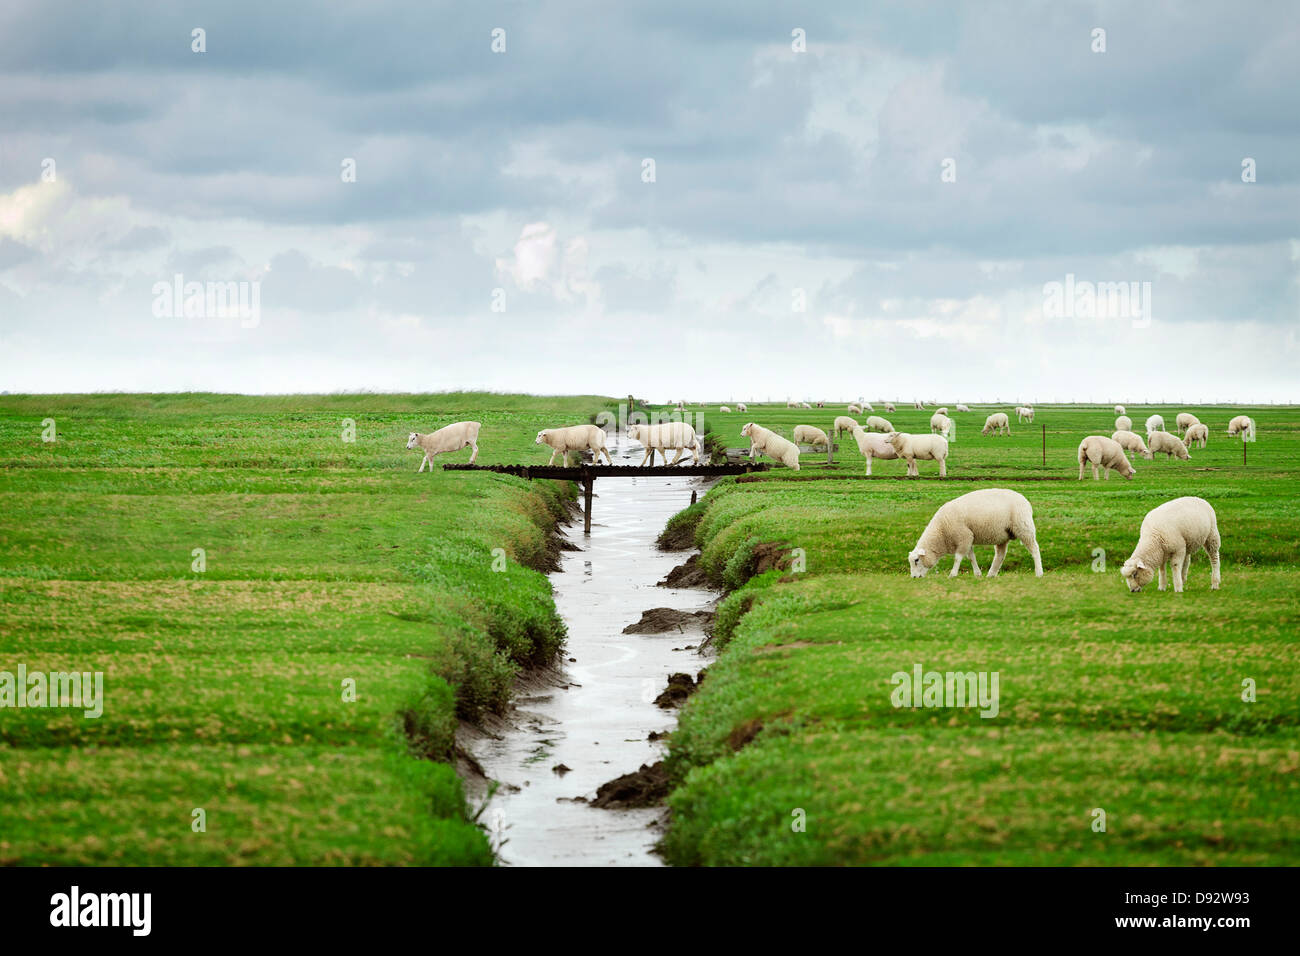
[0,391,612,865]
[659,402,1300,865]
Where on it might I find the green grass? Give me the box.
[0,391,613,865]
[658,402,1300,866]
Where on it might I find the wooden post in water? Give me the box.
[582,468,594,535]
[827,435,834,466]
[1244,437,1247,467]
[1042,424,1046,467]
[690,489,697,506]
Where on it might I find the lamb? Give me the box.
[1119,496,1221,593]
[1175,412,1200,435]
[1227,415,1255,440]
[929,412,954,438]
[1114,404,1126,416]
[850,425,900,476]
[981,413,1011,437]
[1111,430,1153,460]
[1144,414,1165,436]
[886,431,948,478]
[834,415,860,437]
[1077,435,1136,480]
[1147,430,1190,460]
[1183,423,1209,448]
[736,402,747,413]
[907,488,1043,579]
[1015,406,1035,423]
[627,422,701,466]
[535,424,613,466]
[955,404,971,413]
[741,422,800,470]
[406,421,481,471]
[883,402,896,413]
[865,415,894,433]
[793,424,830,449]
[847,403,863,415]
[719,406,731,413]
[1115,415,1133,432]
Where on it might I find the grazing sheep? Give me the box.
[1175,412,1200,435]
[793,424,830,449]
[1115,415,1133,432]
[719,406,731,413]
[1120,496,1221,593]
[1111,430,1153,460]
[1145,414,1165,436]
[801,402,813,409]
[1077,435,1136,480]
[627,422,701,466]
[1014,405,1034,423]
[406,421,481,471]
[883,402,896,413]
[850,425,900,476]
[741,422,800,470]
[982,413,1011,437]
[1184,423,1209,448]
[955,404,971,413]
[834,415,860,437]
[907,488,1043,579]
[865,415,894,433]
[1114,404,1126,416]
[786,400,798,408]
[913,401,924,410]
[862,401,875,412]
[935,407,948,415]
[1148,430,1191,460]
[886,431,948,478]
[535,424,612,466]
[929,412,954,438]
[736,402,747,413]
[847,403,863,415]
[1227,415,1255,440]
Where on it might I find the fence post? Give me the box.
[1042,424,1046,467]
[582,468,594,535]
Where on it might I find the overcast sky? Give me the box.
[1,1,1297,402]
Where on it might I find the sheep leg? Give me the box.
[968,547,982,578]
[864,453,872,477]
[1104,466,1110,480]
[547,449,559,466]
[951,551,963,576]
[1208,532,1221,589]
[418,454,429,473]
[1157,562,1168,591]
[1182,550,1194,588]
[668,447,684,466]
[1170,549,1187,593]
[1078,457,1086,480]
[599,446,613,465]
[938,456,947,478]
[987,543,1008,577]
[468,441,478,465]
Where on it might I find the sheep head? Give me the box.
[1120,558,1154,592]
[405,432,420,449]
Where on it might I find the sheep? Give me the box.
[1015,406,1035,423]
[741,422,800,470]
[862,401,875,412]
[955,404,971,413]
[786,400,798,408]
[913,401,924,410]
[1077,435,1136,480]
[1114,404,1126,416]
[719,406,731,413]
[406,421,481,471]
[1147,430,1191,460]
[1184,422,1209,448]
[816,401,825,408]
[981,413,1011,437]
[907,488,1043,579]
[847,403,863,415]
[627,422,701,466]
[1119,496,1221,593]
[736,402,747,413]
[929,412,954,438]
[801,402,813,409]
[535,424,612,466]
[1175,412,1200,435]
[793,424,830,449]
[1111,430,1153,460]
[865,415,894,433]
[1115,415,1133,432]
[886,431,948,478]
[935,407,948,415]
[834,415,860,437]
[1227,415,1255,440]
[883,402,896,413]
[1145,414,1165,436]
[850,425,900,476]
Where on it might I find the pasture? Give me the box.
[661,402,1300,865]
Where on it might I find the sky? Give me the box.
[1,0,1297,402]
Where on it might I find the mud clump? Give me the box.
[623,607,714,634]
[591,761,671,809]
[657,553,711,589]
[654,671,705,709]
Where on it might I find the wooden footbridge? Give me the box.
[441,461,770,533]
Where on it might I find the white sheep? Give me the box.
[1115,415,1133,432]
[719,405,731,413]
[913,401,924,410]
[793,424,830,449]
[1184,423,1209,448]
[907,488,1043,579]
[627,422,701,466]
[1111,430,1153,460]
[861,401,875,412]
[883,402,897,413]
[786,400,798,408]
[1147,430,1191,461]
[801,402,813,409]
[929,412,954,438]
[736,402,747,413]
[955,403,971,413]
[850,425,900,476]
[1145,414,1165,436]
[886,431,948,478]
[1227,415,1255,440]
[741,422,800,470]
[1077,435,1136,480]
[1120,496,1221,593]
[834,415,860,437]
[535,424,612,466]
[847,403,863,415]
[935,407,948,415]
[1114,404,1126,416]
[1175,412,1200,435]
[981,413,1011,437]
[406,422,481,471]
[1015,406,1035,423]
[865,415,894,433]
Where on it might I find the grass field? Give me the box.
[661,402,1300,865]
[0,392,611,865]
